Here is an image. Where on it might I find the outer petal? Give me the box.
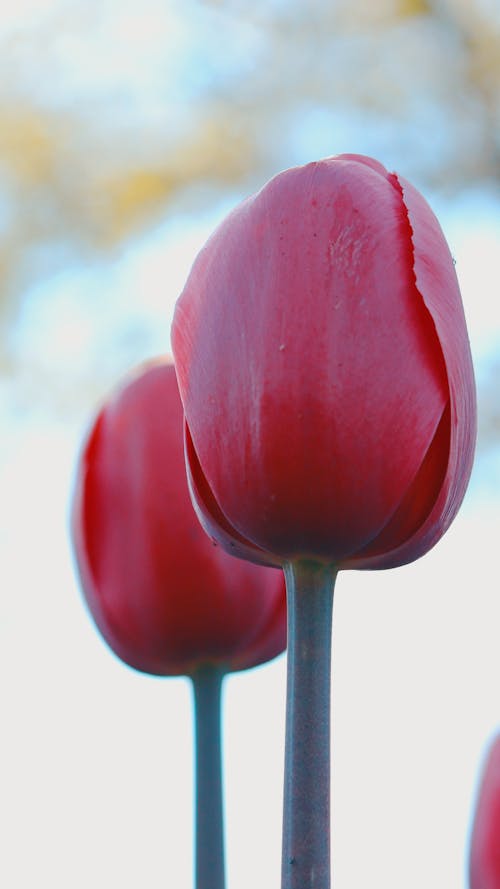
[184,419,282,568]
[173,156,449,564]
[71,361,286,676]
[345,175,476,569]
[469,734,500,889]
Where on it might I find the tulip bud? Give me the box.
[470,735,500,889]
[71,360,286,677]
[172,154,476,569]
[71,360,286,889]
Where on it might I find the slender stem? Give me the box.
[281,560,338,889]
[191,664,226,889]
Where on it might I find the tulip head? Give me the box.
[470,734,500,889]
[71,360,286,676]
[172,154,476,569]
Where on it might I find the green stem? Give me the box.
[281,560,338,889]
[191,664,226,889]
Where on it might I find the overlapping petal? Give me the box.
[346,173,476,568]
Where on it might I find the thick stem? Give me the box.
[281,560,338,889]
[191,664,226,889]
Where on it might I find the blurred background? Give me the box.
[1,0,499,886]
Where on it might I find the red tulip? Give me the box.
[470,735,500,889]
[71,359,286,677]
[71,359,286,889]
[172,153,476,570]
[171,154,476,889]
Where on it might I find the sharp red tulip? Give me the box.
[172,154,476,889]
[470,735,500,889]
[70,359,286,677]
[172,153,476,569]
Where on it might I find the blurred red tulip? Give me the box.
[470,735,500,889]
[172,153,476,569]
[70,359,286,677]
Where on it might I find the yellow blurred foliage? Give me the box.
[96,169,176,243]
[0,0,498,437]
[90,113,258,244]
[0,108,58,184]
[0,0,497,295]
[397,0,430,15]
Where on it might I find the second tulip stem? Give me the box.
[281,560,338,889]
[192,664,226,889]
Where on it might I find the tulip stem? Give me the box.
[281,560,338,889]
[191,664,226,889]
